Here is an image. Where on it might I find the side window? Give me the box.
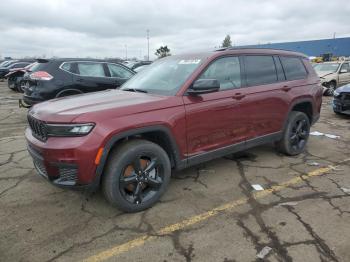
[244,55,277,86]
[340,63,349,72]
[280,56,307,80]
[198,56,241,90]
[61,62,74,73]
[11,63,27,68]
[77,62,106,77]
[107,63,133,78]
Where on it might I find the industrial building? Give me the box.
[241,37,350,57]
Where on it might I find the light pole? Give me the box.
[147,29,150,61]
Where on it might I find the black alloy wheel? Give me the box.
[102,139,171,212]
[276,111,310,156]
[120,156,164,205]
[289,119,308,151]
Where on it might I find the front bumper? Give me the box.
[23,94,45,106]
[25,128,101,191]
[333,94,350,115]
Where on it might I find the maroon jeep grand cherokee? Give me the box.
[26,48,323,212]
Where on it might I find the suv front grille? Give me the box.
[27,115,48,141]
[58,167,78,182]
[341,93,350,102]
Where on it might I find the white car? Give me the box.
[314,61,350,95]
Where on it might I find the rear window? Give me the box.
[77,62,106,77]
[280,56,307,80]
[244,55,277,86]
[29,62,49,72]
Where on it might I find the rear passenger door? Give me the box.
[73,62,114,92]
[241,55,291,139]
[106,63,134,87]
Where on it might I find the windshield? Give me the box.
[313,63,340,73]
[121,56,203,95]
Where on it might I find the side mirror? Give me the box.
[187,79,220,95]
[340,69,347,74]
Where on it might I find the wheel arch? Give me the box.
[95,125,185,180]
[56,88,83,98]
[282,98,314,131]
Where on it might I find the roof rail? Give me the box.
[215,46,300,53]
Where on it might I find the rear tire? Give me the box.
[102,139,171,212]
[276,111,310,156]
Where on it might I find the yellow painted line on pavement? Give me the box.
[84,159,350,262]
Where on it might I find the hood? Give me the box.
[30,89,179,123]
[5,69,25,78]
[316,71,335,78]
[337,83,350,93]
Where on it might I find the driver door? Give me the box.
[183,56,250,160]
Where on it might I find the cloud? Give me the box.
[0,0,349,59]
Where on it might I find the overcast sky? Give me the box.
[0,0,349,59]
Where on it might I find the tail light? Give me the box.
[30,71,53,81]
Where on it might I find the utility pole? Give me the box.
[147,29,150,61]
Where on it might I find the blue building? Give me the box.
[241,37,350,57]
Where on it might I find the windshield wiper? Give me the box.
[122,88,148,93]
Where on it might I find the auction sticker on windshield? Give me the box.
[178,59,201,64]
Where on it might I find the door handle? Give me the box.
[282,85,291,92]
[232,93,245,100]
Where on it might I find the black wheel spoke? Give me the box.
[120,174,137,186]
[132,157,142,174]
[147,177,162,189]
[133,183,143,204]
[296,121,303,133]
[290,133,297,142]
[299,131,307,139]
[144,158,157,173]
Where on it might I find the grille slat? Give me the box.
[58,167,78,182]
[27,115,48,141]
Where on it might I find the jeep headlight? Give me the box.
[47,123,95,136]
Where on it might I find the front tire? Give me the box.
[102,139,171,212]
[325,81,337,96]
[276,111,310,156]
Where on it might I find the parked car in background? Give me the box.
[21,58,135,106]
[0,61,33,79]
[25,48,322,212]
[6,62,36,92]
[314,60,350,95]
[333,83,350,115]
[133,64,150,73]
[124,60,152,70]
[0,60,17,67]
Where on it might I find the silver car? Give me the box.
[314,60,350,95]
